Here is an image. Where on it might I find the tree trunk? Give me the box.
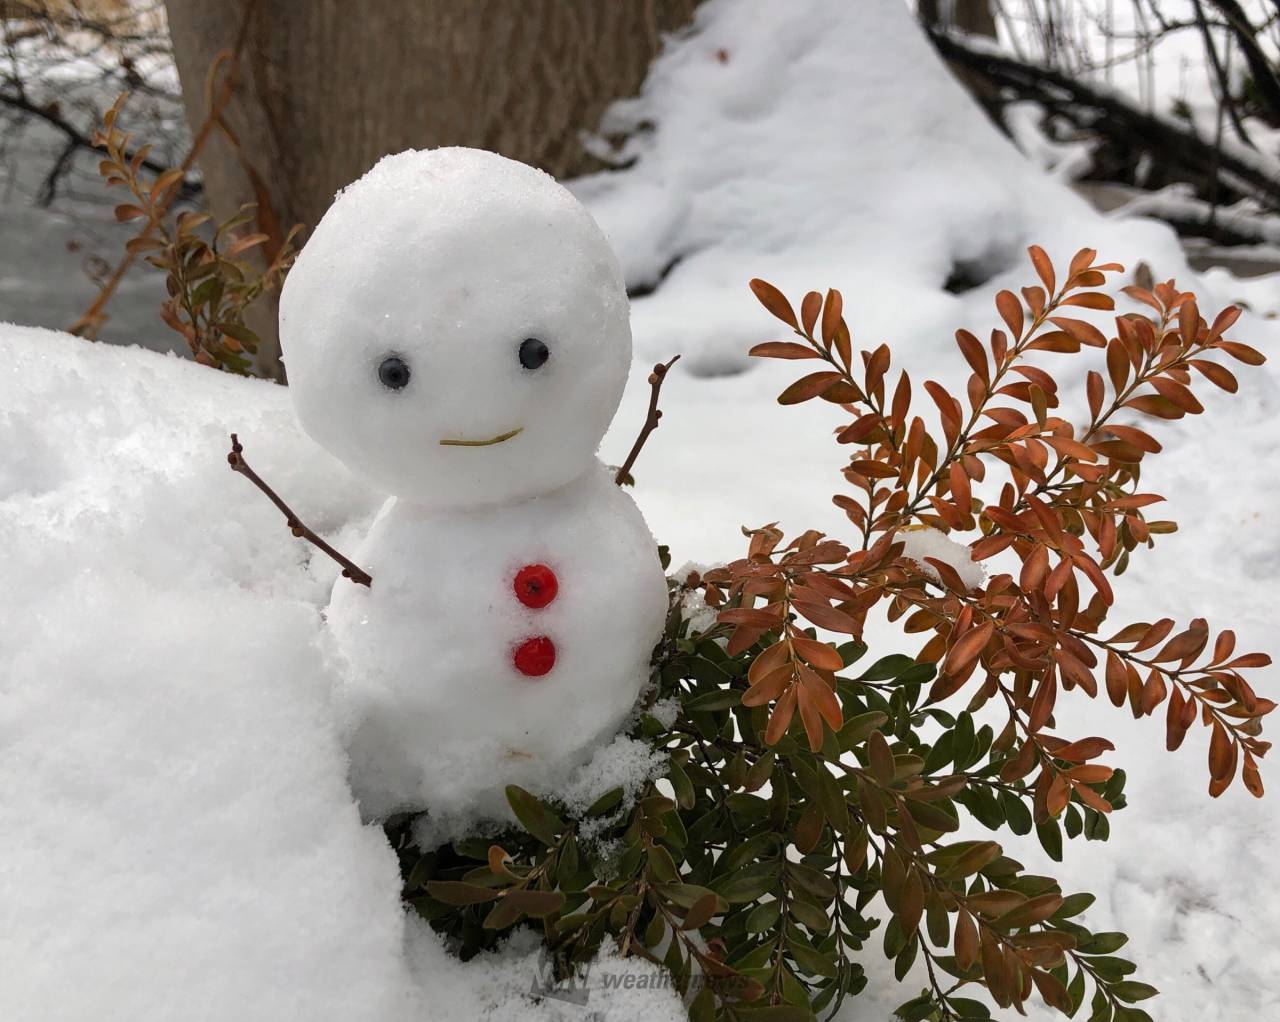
[917,1,995,37]
[163,0,701,378]
[953,0,996,38]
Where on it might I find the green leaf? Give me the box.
[905,798,959,834]
[999,789,1033,835]
[1037,818,1064,862]
[857,654,916,681]
[1054,892,1095,920]
[788,897,830,934]
[746,899,781,934]
[668,761,696,810]
[656,883,727,912]
[685,688,741,711]
[1111,982,1158,1003]
[790,940,838,979]
[505,785,565,845]
[423,880,500,906]
[504,888,565,918]
[646,844,680,882]
[585,786,624,817]
[817,766,852,833]
[1080,932,1129,955]
[718,873,775,904]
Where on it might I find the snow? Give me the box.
[899,527,987,591]
[0,324,684,1022]
[1,0,1278,1019]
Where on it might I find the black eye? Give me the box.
[378,355,411,390]
[519,338,549,371]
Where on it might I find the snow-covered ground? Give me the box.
[1,1,1278,1020]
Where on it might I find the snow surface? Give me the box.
[2,1,1279,1020]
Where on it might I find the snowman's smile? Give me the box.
[439,427,523,448]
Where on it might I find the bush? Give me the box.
[89,96,299,373]
[400,246,1271,1022]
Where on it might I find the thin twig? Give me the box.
[0,89,196,188]
[227,433,372,587]
[928,27,1280,209]
[614,355,680,486]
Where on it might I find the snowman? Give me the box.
[271,148,670,829]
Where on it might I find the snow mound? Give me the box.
[572,0,1195,380]
[0,325,683,1022]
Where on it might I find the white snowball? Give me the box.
[331,467,668,831]
[279,148,632,510]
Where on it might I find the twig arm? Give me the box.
[615,355,680,486]
[227,434,372,587]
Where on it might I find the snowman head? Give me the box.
[279,148,631,508]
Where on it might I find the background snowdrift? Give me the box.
[1,0,1277,1019]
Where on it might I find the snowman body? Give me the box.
[330,464,667,820]
[278,147,670,829]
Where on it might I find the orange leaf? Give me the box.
[821,289,844,347]
[792,636,844,671]
[800,291,822,335]
[764,685,798,745]
[1215,340,1265,366]
[944,619,995,677]
[778,371,844,405]
[799,664,842,731]
[996,290,1025,339]
[1028,244,1055,293]
[749,279,798,329]
[749,341,821,360]
[719,607,784,629]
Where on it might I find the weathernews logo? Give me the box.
[529,947,748,1008]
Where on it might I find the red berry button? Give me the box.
[514,636,556,677]
[514,563,558,609]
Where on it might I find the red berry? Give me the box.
[514,563,558,609]
[513,636,556,677]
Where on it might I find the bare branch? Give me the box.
[0,89,196,188]
[928,28,1280,209]
[615,355,680,487]
[227,434,372,587]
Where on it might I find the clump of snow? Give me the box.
[670,560,720,634]
[0,326,415,1020]
[647,696,682,730]
[898,527,987,591]
[561,736,669,820]
[1005,101,1096,182]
